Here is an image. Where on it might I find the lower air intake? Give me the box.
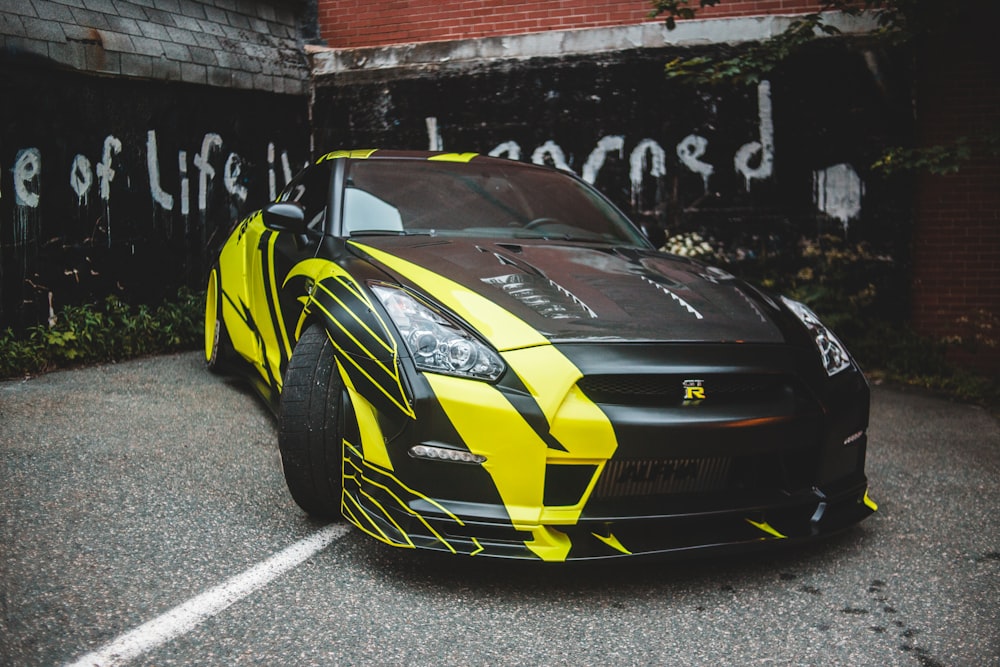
[594,457,733,498]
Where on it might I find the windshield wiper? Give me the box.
[348,229,432,237]
[511,231,612,244]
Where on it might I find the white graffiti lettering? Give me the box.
[3,136,296,251]
[582,135,625,185]
[280,151,292,187]
[14,148,42,208]
[96,135,122,203]
[733,80,774,190]
[11,148,41,250]
[677,134,713,192]
[489,141,522,160]
[179,150,190,217]
[267,142,276,201]
[426,116,443,151]
[147,130,174,211]
[531,140,574,173]
[224,153,248,204]
[193,133,223,214]
[1,77,804,251]
[70,154,93,206]
[629,139,666,209]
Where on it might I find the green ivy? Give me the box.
[0,287,205,379]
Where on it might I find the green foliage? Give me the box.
[873,132,1000,175]
[724,234,900,349]
[662,10,842,86]
[651,1,925,86]
[0,288,205,379]
[649,0,722,30]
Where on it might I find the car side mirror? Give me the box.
[262,202,308,234]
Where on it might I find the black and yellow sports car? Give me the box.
[206,149,876,561]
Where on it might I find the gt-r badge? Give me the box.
[683,379,706,403]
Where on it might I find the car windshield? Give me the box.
[341,159,648,246]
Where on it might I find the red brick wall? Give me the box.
[318,0,820,48]
[911,17,1000,370]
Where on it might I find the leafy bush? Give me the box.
[0,288,204,379]
[724,234,902,352]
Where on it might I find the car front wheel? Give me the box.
[278,323,345,518]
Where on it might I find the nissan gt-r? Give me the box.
[205,149,876,561]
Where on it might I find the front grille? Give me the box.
[592,450,820,500]
[594,457,733,497]
[577,374,788,406]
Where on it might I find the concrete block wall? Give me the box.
[0,0,309,94]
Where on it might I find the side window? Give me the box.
[343,187,404,234]
[277,165,332,232]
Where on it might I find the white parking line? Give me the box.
[65,523,350,667]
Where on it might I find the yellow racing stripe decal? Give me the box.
[313,278,396,357]
[469,539,484,556]
[267,234,294,363]
[503,346,617,461]
[863,488,878,512]
[525,526,572,562]
[427,152,478,163]
[317,148,378,163]
[337,359,392,471]
[357,477,458,554]
[425,373,548,526]
[349,244,548,352]
[253,232,287,389]
[341,440,473,554]
[746,519,787,539]
[342,485,413,548]
[593,532,632,555]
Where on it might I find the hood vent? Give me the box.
[483,273,597,320]
[642,277,704,320]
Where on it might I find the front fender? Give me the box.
[284,257,414,420]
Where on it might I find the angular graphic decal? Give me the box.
[286,258,414,419]
[342,440,487,556]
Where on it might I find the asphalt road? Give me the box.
[1,352,998,667]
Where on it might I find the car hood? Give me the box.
[348,236,786,344]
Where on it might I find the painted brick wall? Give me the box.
[318,0,819,48]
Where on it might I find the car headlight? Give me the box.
[780,296,853,376]
[370,284,506,382]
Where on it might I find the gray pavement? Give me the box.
[1,352,998,666]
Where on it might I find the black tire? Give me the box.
[205,265,235,374]
[278,323,345,517]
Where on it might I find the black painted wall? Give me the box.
[1,39,913,333]
[0,60,309,331]
[313,41,913,263]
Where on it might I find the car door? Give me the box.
[246,163,334,391]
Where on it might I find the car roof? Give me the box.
[314,148,547,172]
